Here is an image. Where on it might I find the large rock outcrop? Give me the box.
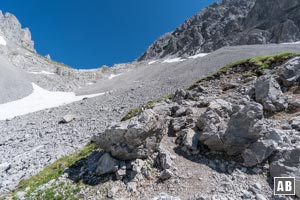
[92,109,167,160]
[244,0,300,43]
[138,0,300,61]
[197,99,233,151]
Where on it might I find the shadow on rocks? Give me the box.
[65,150,139,186]
[64,150,111,186]
[173,145,267,176]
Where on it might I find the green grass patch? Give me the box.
[14,143,96,197]
[34,182,81,200]
[188,52,300,90]
[121,94,173,121]
[121,107,142,122]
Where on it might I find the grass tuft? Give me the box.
[14,143,96,197]
[121,107,142,121]
[33,182,81,200]
[188,52,300,90]
[121,94,173,121]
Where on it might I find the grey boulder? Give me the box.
[242,139,277,167]
[255,76,287,112]
[197,108,227,151]
[174,107,187,117]
[92,109,166,160]
[207,99,234,117]
[172,89,187,104]
[170,117,187,133]
[159,169,173,181]
[197,109,224,133]
[179,128,199,151]
[96,153,119,175]
[158,147,173,170]
[278,57,300,87]
[223,102,264,155]
[59,114,77,124]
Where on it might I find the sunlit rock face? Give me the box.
[138,0,300,61]
[0,11,35,51]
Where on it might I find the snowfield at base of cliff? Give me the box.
[0,83,105,120]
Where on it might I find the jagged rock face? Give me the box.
[138,0,255,60]
[244,0,300,43]
[0,11,35,51]
[138,0,300,61]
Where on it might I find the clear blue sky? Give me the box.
[1,0,216,69]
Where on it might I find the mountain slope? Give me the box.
[0,54,32,104]
[0,11,137,104]
[1,4,300,199]
[2,42,300,196]
[138,0,300,61]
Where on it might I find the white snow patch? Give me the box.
[0,83,105,120]
[163,58,186,63]
[281,41,300,45]
[86,82,95,85]
[28,71,55,75]
[148,60,158,65]
[189,53,209,59]
[78,69,98,72]
[0,36,7,46]
[108,73,122,80]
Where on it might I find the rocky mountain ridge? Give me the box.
[139,0,300,61]
[0,11,35,51]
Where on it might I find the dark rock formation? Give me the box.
[138,0,300,61]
